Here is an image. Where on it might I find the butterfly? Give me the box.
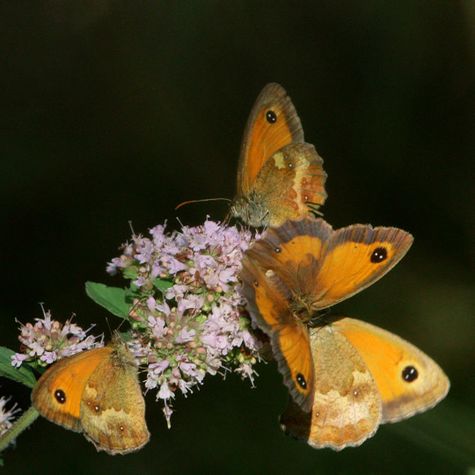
[230,83,327,227]
[240,217,414,410]
[280,316,450,450]
[240,217,449,448]
[31,336,150,455]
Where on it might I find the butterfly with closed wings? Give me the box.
[230,83,328,227]
[31,335,150,455]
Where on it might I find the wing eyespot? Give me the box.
[296,372,307,389]
[370,246,388,263]
[402,365,418,382]
[54,389,66,404]
[265,110,277,123]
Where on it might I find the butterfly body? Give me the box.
[232,83,327,227]
[31,337,150,455]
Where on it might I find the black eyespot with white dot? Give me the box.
[296,373,307,389]
[54,389,66,404]
[402,365,418,382]
[370,247,388,263]
[266,110,277,123]
[274,247,281,253]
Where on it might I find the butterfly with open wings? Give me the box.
[240,217,449,449]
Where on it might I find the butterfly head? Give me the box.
[230,193,270,228]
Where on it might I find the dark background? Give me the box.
[1,1,474,474]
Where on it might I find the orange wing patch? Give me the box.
[240,253,292,332]
[237,83,304,194]
[335,318,450,422]
[315,225,413,308]
[32,347,112,431]
[274,322,314,412]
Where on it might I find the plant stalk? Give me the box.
[0,406,39,453]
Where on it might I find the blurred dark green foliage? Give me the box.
[0,1,473,474]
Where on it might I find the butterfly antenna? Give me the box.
[223,208,233,226]
[175,197,232,210]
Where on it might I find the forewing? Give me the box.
[237,83,304,194]
[31,347,111,432]
[313,223,413,308]
[240,253,314,411]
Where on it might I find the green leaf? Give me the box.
[0,347,36,388]
[153,278,173,293]
[85,282,131,319]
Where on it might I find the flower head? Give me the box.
[108,218,263,426]
[12,308,103,368]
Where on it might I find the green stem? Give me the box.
[0,406,39,453]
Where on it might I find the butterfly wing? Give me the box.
[240,254,314,412]
[247,217,413,308]
[281,317,449,451]
[80,341,150,455]
[314,223,414,308]
[280,321,382,450]
[334,317,450,422]
[236,83,304,196]
[32,347,112,432]
[247,143,327,227]
[243,218,331,295]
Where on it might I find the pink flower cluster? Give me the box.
[11,309,102,368]
[108,219,263,425]
[10,220,263,428]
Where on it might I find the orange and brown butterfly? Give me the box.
[240,217,449,448]
[31,335,150,455]
[279,316,449,450]
[230,83,327,227]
